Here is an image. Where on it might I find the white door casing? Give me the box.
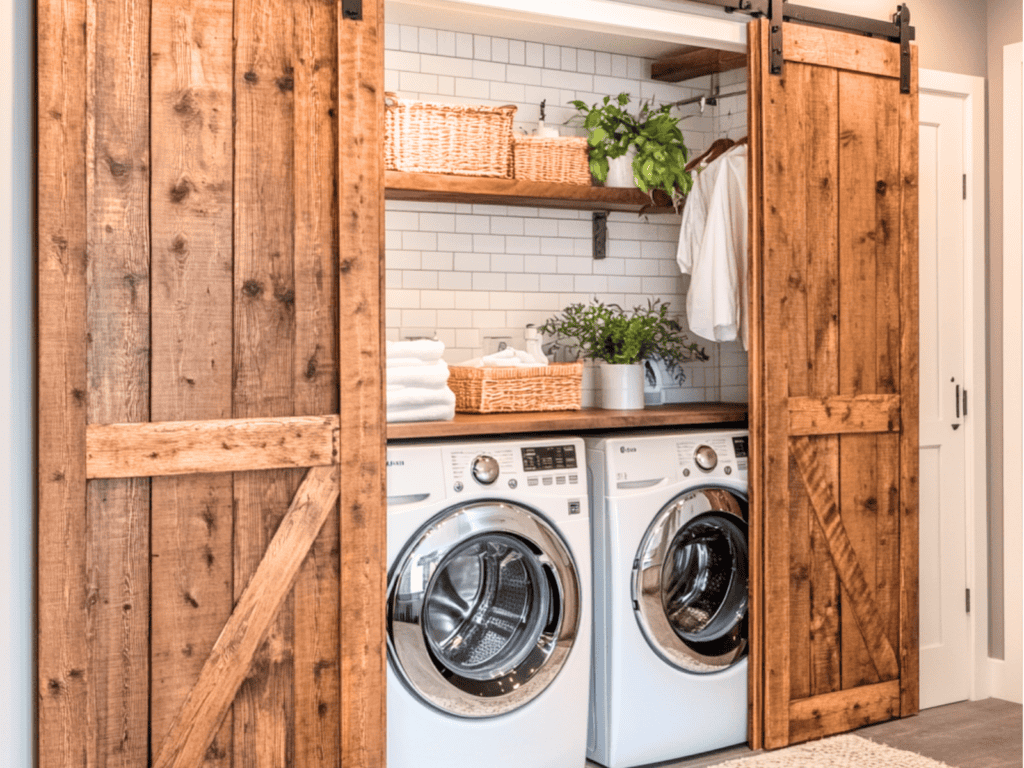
[917,69,987,708]
[995,40,1023,706]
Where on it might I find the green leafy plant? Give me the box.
[570,93,694,208]
[539,298,708,375]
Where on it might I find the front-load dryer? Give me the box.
[386,437,591,768]
[587,429,749,768]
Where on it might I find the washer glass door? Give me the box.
[388,501,580,717]
[633,488,748,673]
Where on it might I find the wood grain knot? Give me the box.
[276,76,294,92]
[169,179,193,203]
[242,279,264,298]
[106,156,131,178]
[875,180,887,195]
[243,71,258,84]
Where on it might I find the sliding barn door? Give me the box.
[747,19,919,748]
[36,0,385,765]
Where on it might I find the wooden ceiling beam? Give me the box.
[651,47,747,83]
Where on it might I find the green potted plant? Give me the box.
[570,93,694,209]
[540,298,707,410]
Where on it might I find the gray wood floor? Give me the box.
[586,698,1022,768]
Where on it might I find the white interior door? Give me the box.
[918,90,971,709]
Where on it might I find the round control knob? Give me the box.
[694,445,718,472]
[472,455,500,485]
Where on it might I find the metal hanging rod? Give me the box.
[670,89,747,109]
[681,1,915,93]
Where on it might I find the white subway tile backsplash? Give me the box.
[472,272,506,292]
[384,25,748,401]
[437,29,456,57]
[421,54,473,78]
[421,252,454,271]
[400,25,419,52]
[473,60,506,82]
[509,40,525,66]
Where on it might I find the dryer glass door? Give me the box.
[388,501,580,717]
[633,488,748,673]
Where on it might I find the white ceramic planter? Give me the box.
[580,359,599,408]
[598,363,645,410]
[604,148,638,187]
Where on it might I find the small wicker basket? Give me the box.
[512,136,592,185]
[447,362,584,414]
[384,93,517,178]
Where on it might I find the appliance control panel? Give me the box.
[444,441,583,495]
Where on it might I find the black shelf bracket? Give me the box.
[685,1,915,94]
[592,212,608,260]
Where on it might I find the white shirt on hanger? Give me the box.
[676,144,748,350]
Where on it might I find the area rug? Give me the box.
[710,734,957,768]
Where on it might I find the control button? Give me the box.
[472,455,500,485]
[569,475,578,484]
[453,481,464,493]
[568,501,581,515]
[682,468,690,477]
[556,476,566,485]
[527,478,539,487]
[694,445,718,471]
[542,476,553,486]
[508,478,518,489]
[724,466,732,475]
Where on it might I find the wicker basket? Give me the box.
[447,362,584,413]
[512,136,592,185]
[384,93,517,178]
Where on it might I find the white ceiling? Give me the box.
[385,0,747,58]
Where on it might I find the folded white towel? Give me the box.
[386,384,456,410]
[387,401,456,423]
[386,356,436,368]
[386,339,445,363]
[461,347,548,368]
[387,359,450,390]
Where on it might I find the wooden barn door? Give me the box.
[747,19,919,749]
[36,0,386,766]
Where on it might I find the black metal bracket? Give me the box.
[592,212,607,260]
[685,1,915,93]
[342,0,362,21]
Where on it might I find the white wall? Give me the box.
[2,0,34,761]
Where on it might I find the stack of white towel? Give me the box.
[460,347,549,368]
[386,340,456,423]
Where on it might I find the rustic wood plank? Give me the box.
[83,0,151,761]
[387,403,748,440]
[148,0,237,760]
[152,465,340,768]
[788,680,901,744]
[651,47,747,83]
[87,416,340,478]
[799,63,842,701]
[783,22,900,79]
[898,46,921,717]
[292,0,342,761]
[338,2,387,765]
[745,19,766,751]
[37,0,90,761]
[233,0,302,758]
[790,436,900,682]
[779,60,813,707]
[759,19,803,745]
[385,171,674,213]
[789,395,902,436]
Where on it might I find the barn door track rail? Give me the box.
[686,0,916,93]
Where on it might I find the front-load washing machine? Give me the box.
[386,437,591,768]
[587,429,749,768]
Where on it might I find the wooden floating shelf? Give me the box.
[385,171,676,214]
[386,402,748,441]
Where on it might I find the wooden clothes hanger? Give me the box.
[685,135,748,172]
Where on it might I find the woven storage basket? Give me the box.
[512,136,592,185]
[384,93,516,178]
[447,361,584,413]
